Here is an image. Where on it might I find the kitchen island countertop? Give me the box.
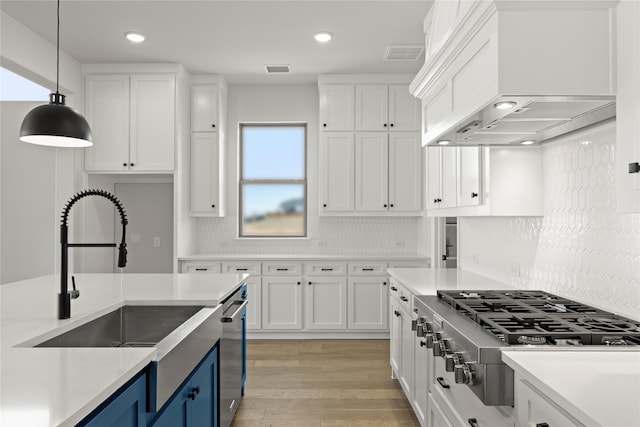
[502,350,640,427]
[0,273,247,427]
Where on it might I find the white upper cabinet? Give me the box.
[617,1,640,213]
[318,76,422,216]
[189,82,226,217]
[191,85,219,132]
[319,84,355,131]
[388,85,420,131]
[412,0,616,147]
[319,132,355,213]
[355,84,388,131]
[389,133,422,212]
[84,73,176,172]
[355,133,389,212]
[457,146,482,207]
[84,75,130,171]
[427,146,542,217]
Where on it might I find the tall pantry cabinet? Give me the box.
[318,76,423,216]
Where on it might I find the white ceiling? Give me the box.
[1,0,432,84]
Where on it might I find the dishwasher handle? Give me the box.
[221,300,248,323]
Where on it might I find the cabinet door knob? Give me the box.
[130,163,135,167]
[433,198,438,204]
[383,123,387,127]
[123,163,127,167]
[323,203,327,207]
[383,282,387,286]
[323,123,327,127]
[212,124,216,128]
[390,123,394,127]
[308,281,312,285]
[390,204,394,208]
[437,198,442,203]
[297,281,301,285]
[383,204,387,208]
[471,192,478,198]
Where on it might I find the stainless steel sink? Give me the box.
[34,304,223,409]
[36,305,205,348]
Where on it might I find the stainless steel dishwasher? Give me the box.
[220,284,247,427]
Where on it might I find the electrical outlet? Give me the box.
[153,237,161,247]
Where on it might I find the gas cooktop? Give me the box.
[437,290,640,346]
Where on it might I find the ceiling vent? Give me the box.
[383,45,424,61]
[265,65,291,74]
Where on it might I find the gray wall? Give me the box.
[1,102,56,283]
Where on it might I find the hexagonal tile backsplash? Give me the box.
[460,121,640,320]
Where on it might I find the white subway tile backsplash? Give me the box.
[460,121,640,320]
[195,216,419,255]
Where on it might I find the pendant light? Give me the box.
[19,0,92,147]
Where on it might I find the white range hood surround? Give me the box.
[410,0,618,147]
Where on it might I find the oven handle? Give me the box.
[436,377,450,389]
[468,418,479,427]
[221,300,248,323]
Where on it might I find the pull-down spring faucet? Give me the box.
[59,189,128,319]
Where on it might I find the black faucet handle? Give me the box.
[117,243,128,268]
[70,276,80,299]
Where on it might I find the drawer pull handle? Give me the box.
[362,268,374,271]
[321,268,333,271]
[468,418,479,427]
[535,424,549,427]
[236,268,248,271]
[436,377,450,389]
[390,286,398,292]
[276,268,289,271]
[400,296,408,302]
[195,268,208,271]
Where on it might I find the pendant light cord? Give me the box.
[56,0,60,94]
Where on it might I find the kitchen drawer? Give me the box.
[262,261,303,276]
[304,261,347,275]
[348,261,387,275]
[515,376,584,427]
[431,357,515,427]
[181,261,221,274]
[389,278,412,312]
[388,259,429,269]
[221,261,262,275]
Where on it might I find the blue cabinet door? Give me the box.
[79,373,147,427]
[151,346,218,427]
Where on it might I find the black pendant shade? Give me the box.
[20,93,93,147]
[19,0,93,148]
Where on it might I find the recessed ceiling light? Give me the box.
[494,101,517,110]
[437,140,451,145]
[520,140,535,145]
[314,32,332,42]
[125,32,145,43]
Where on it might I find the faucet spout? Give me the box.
[59,189,128,319]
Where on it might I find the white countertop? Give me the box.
[179,253,429,261]
[502,350,640,427]
[387,268,513,295]
[0,273,246,427]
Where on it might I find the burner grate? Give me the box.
[477,313,591,345]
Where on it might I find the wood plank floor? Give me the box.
[230,339,420,427]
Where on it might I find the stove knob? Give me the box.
[439,339,452,358]
[423,321,433,334]
[445,354,456,372]
[446,352,464,372]
[411,319,418,331]
[425,334,434,348]
[454,363,475,385]
[432,339,442,357]
[417,324,426,337]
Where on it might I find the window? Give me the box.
[239,124,306,237]
[0,67,49,101]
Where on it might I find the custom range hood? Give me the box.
[410,0,618,146]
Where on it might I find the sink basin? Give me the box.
[34,304,223,410]
[36,305,205,348]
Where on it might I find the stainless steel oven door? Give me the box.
[220,298,248,427]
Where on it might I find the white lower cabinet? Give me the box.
[244,276,262,330]
[347,277,388,330]
[412,332,428,426]
[515,375,584,427]
[304,277,347,329]
[262,276,303,330]
[389,297,402,376]
[390,279,414,400]
[428,393,455,427]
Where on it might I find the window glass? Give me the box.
[240,124,306,237]
[0,67,49,101]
